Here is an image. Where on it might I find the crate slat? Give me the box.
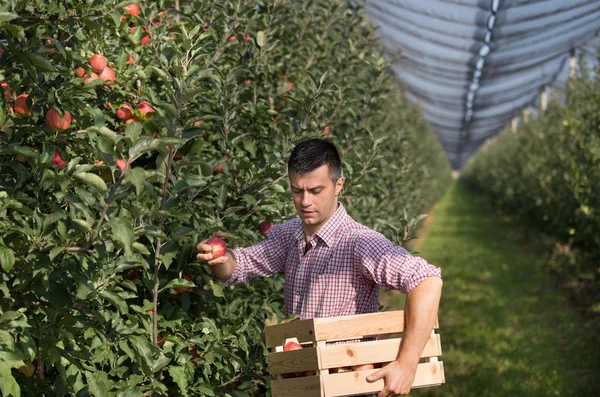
[314,311,413,341]
[320,333,441,369]
[265,318,316,348]
[322,361,444,397]
[268,346,321,375]
[271,374,323,397]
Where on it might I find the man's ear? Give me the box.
[335,177,344,196]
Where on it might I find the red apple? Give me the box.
[45,39,56,55]
[116,105,133,120]
[1,81,10,102]
[137,101,154,119]
[83,72,99,85]
[52,149,67,169]
[285,81,293,89]
[259,220,273,235]
[352,364,375,371]
[174,273,192,294]
[205,237,227,258]
[127,54,135,65]
[228,35,237,41]
[124,3,140,16]
[283,341,302,351]
[322,125,330,136]
[116,159,127,172]
[98,66,115,85]
[14,94,33,117]
[45,108,72,131]
[246,34,251,43]
[244,79,251,86]
[75,67,86,78]
[89,54,106,73]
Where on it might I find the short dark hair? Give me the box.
[288,139,342,182]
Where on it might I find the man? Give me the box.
[196,139,443,396]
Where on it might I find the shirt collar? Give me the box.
[294,203,348,247]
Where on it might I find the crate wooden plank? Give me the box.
[271,374,323,397]
[265,318,316,348]
[268,347,321,375]
[314,311,406,341]
[322,361,444,397]
[319,333,441,369]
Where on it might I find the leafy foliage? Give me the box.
[461,53,600,325]
[0,0,451,395]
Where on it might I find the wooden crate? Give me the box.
[265,311,444,397]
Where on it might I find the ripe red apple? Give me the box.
[45,39,56,55]
[124,3,140,16]
[352,364,375,371]
[75,67,86,78]
[322,125,330,136]
[228,35,237,41]
[244,79,251,86]
[83,72,99,85]
[174,273,192,294]
[205,237,227,258]
[283,341,302,351]
[259,220,273,235]
[98,66,115,85]
[131,26,151,44]
[285,81,293,89]
[116,105,133,120]
[116,159,127,172]
[52,149,67,169]
[45,108,72,131]
[137,101,154,119]
[1,81,10,102]
[90,54,107,73]
[246,34,251,43]
[14,94,33,117]
[127,54,135,65]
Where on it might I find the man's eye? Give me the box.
[311,190,322,194]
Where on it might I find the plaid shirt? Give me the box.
[224,203,441,320]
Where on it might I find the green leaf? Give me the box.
[168,367,188,396]
[109,218,134,256]
[256,31,265,47]
[159,278,195,293]
[132,242,150,255]
[100,290,128,314]
[0,247,15,273]
[74,173,108,193]
[125,167,147,196]
[129,137,183,159]
[26,53,56,72]
[87,126,117,142]
[125,121,143,141]
[211,282,224,298]
[0,12,18,23]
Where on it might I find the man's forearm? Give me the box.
[397,277,443,368]
[211,249,238,281]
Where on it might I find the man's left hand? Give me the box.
[365,359,417,396]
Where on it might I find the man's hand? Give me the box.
[366,359,417,396]
[196,231,228,266]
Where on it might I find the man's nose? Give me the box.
[301,192,311,207]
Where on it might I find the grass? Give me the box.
[380,181,600,396]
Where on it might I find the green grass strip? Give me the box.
[381,181,600,396]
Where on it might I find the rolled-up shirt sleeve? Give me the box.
[219,224,289,287]
[354,231,441,293]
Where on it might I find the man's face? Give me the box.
[289,165,344,235]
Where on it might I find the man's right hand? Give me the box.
[195,232,237,282]
[195,231,229,266]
